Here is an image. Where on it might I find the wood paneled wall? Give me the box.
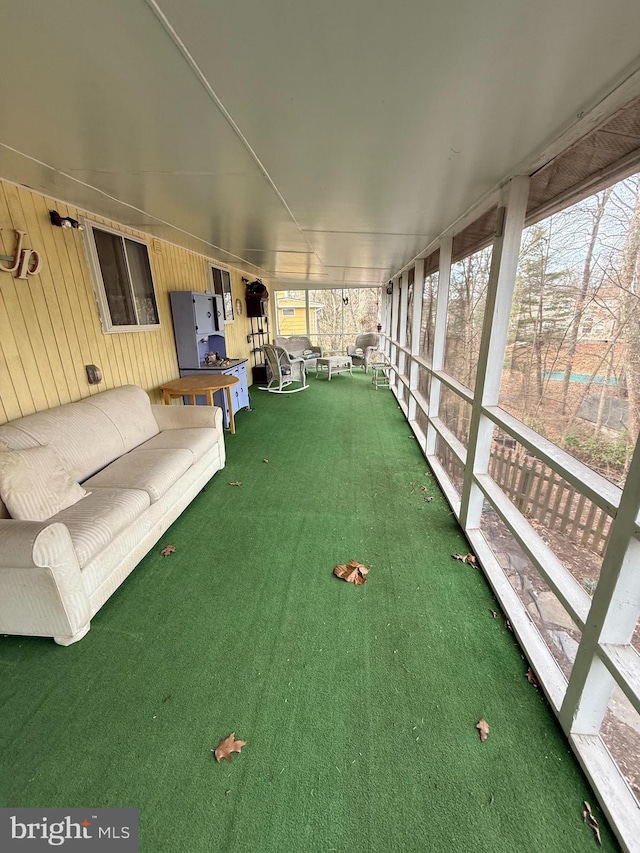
[0,179,265,425]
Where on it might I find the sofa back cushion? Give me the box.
[85,385,160,453]
[0,385,159,517]
[274,335,312,356]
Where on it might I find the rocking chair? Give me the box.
[260,344,309,393]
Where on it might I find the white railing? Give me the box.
[382,176,640,852]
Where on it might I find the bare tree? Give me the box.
[618,183,640,456]
[560,189,613,412]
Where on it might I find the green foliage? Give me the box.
[563,430,628,468]
[524,417,547,438]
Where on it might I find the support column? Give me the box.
[305,290,310,339]
[459,176,529,530]
[389,276,400,385]
[560,432,640,733]
[408,259,424,423]
[398,270,409,381]
[426,237,452,456]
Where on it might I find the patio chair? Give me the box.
[346,333,380,371]
[260,344,309,393]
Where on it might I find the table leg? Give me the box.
[162,390,171,405]
[206,390,214,407]
[225,386,236,434]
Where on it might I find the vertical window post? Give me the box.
[561,434,640,733]
[408,259,424,425]
[389,276,400,386]
[459,176,529,530]
[398,270,409,383]
[426,237,452,456]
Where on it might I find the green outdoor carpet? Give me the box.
[0,371,617,852]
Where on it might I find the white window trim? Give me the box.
[210,263,234,324]
[81,218,160,334]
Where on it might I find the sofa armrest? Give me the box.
[0,520,90,640]
[150,404,223,433]
[0,519,75,569]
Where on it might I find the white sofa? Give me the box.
[0,385,225,645]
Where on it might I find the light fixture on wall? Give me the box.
[49,210,84,231]
[85,364,102,385]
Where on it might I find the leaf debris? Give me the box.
[213,732,247,763]
[160,545,176,557]
[334,560,370,585]
[476,719,490,742]
[452,553,476,565]
[424,496,433,503]
[526,667,539,689]
[582,801,602,845]
[263,458,269,463]
[490,609,498,619]
[229,481,242,487]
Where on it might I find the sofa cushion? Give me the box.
[136,428,221,463]
[86,385,159,452]
[52,487,151,568]
[83,449,193,503]
[0,446,90,521]
[0,400,125,484]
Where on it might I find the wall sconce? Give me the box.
[50,210,84,231]
[85,364,102,385]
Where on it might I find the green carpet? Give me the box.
[0,371,617,852]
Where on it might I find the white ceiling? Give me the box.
[2,0,640,289]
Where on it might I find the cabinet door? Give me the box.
[193,293,216,336]
[235,364,250,410]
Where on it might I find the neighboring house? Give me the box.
[276,295,324,338]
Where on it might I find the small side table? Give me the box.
[315,356,353,380]
[160,374,240,433]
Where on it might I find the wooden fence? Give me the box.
[488,445,611,556]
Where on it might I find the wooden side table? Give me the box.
[160,374,240,434]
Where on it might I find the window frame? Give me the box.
[81,219,160,333]
[210,263,234,324]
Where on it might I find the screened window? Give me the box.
[282,308,295,317]
[499,173,640,486]
[84,223,159,332]
[211,265,234,322]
